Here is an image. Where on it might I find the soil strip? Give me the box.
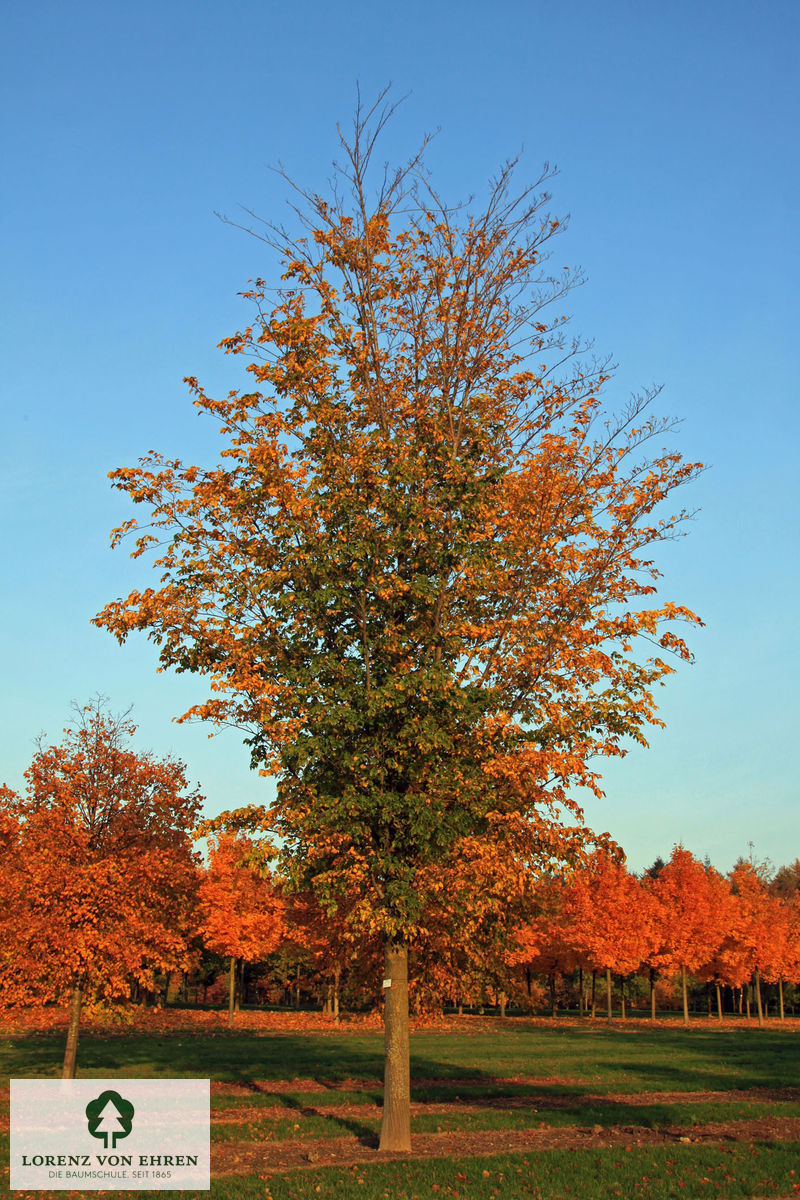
[213,1117,800,1176]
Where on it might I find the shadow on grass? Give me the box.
[1,1033,388,1082]
[272,1087,378,1147]
[4,1023,800,1098]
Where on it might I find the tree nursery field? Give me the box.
[3,1011,800,1200]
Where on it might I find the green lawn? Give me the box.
[4,1023,800,1089]
[3,1020,800,1198]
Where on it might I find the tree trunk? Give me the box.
[499,990,507,1018]
[62,983,82,1079]
[334,967,340,1024]
[620,976,626,1021]
[228,956,236,1027]
[779,976,785,1021]
[650,969,656,1020]
[294,963,300,1009]
[754,968,764,1027]
[591,970,597,1019]
[379,939,411,1153]
[716,982,722,1020]
[681,965,689,1026]
[549,972,557,1017]
[605,967,612,1020]
[578,966,584,1018]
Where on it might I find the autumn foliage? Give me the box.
[87,91,714,1148]
[94,102,702,958]
[199,833,285,963]
[198,832,285,1022]
[0,699,202,1074]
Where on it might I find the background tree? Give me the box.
[509,872,580,1017]
[95,93,702,1149]
[0,699,202,1076]
[198,832,286,1024]
[727,861,776,1026]
[770,859,800,901]
[647,845,730,1025]
[412,832,555,1017]
[564,851,655,1019]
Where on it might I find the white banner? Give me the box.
[10,1079,210,1191]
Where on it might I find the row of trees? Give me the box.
[3,702,799,1083]
[195,842,800,1031]
[508,847,800,1027]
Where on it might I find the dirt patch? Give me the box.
[211,1086,800,1125]
[211,1076,800,1103]
[212,1117,800,1175]
[212,1076,800,1100]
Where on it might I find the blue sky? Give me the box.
[1,0,797,874]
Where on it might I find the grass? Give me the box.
[198,1144,800,1199]
[209,1098,800,1143]
[6,1144,800,1199]
[3,1016,800,1198]
[4,1022,800,1089]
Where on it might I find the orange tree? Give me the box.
[564,851,657,1019]
[94,95,701,1149]
[0,699,202,1076]
[197,832,285,1024]
[508,872,580,1016]
[646,845,730,1025]
[412,831,586,1016]
[727,861,779,1026]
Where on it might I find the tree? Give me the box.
[94,92,702,1149]
[564,851,657,1019]
[770,859,800,900]
[509,873,579,1016]
[0,699,202,1076]
[727,861,777,1026]
[646,846,730,1025]
[197,832,285,1024]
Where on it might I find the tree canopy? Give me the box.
[94,93,702,1147]
[0,698,202,1075]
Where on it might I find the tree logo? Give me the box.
[85,1090,135,1149]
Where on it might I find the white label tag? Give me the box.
[10,1079,210,1190]
[382,978,392,988]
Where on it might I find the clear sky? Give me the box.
[1,0,797,875]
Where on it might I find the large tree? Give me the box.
[0,699,202,1076]
[95,94,701,1149]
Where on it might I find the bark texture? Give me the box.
[62,983,82,1079]
[228,955,236,1026]
[379,939,411,1153]
[755,968,764,1027]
